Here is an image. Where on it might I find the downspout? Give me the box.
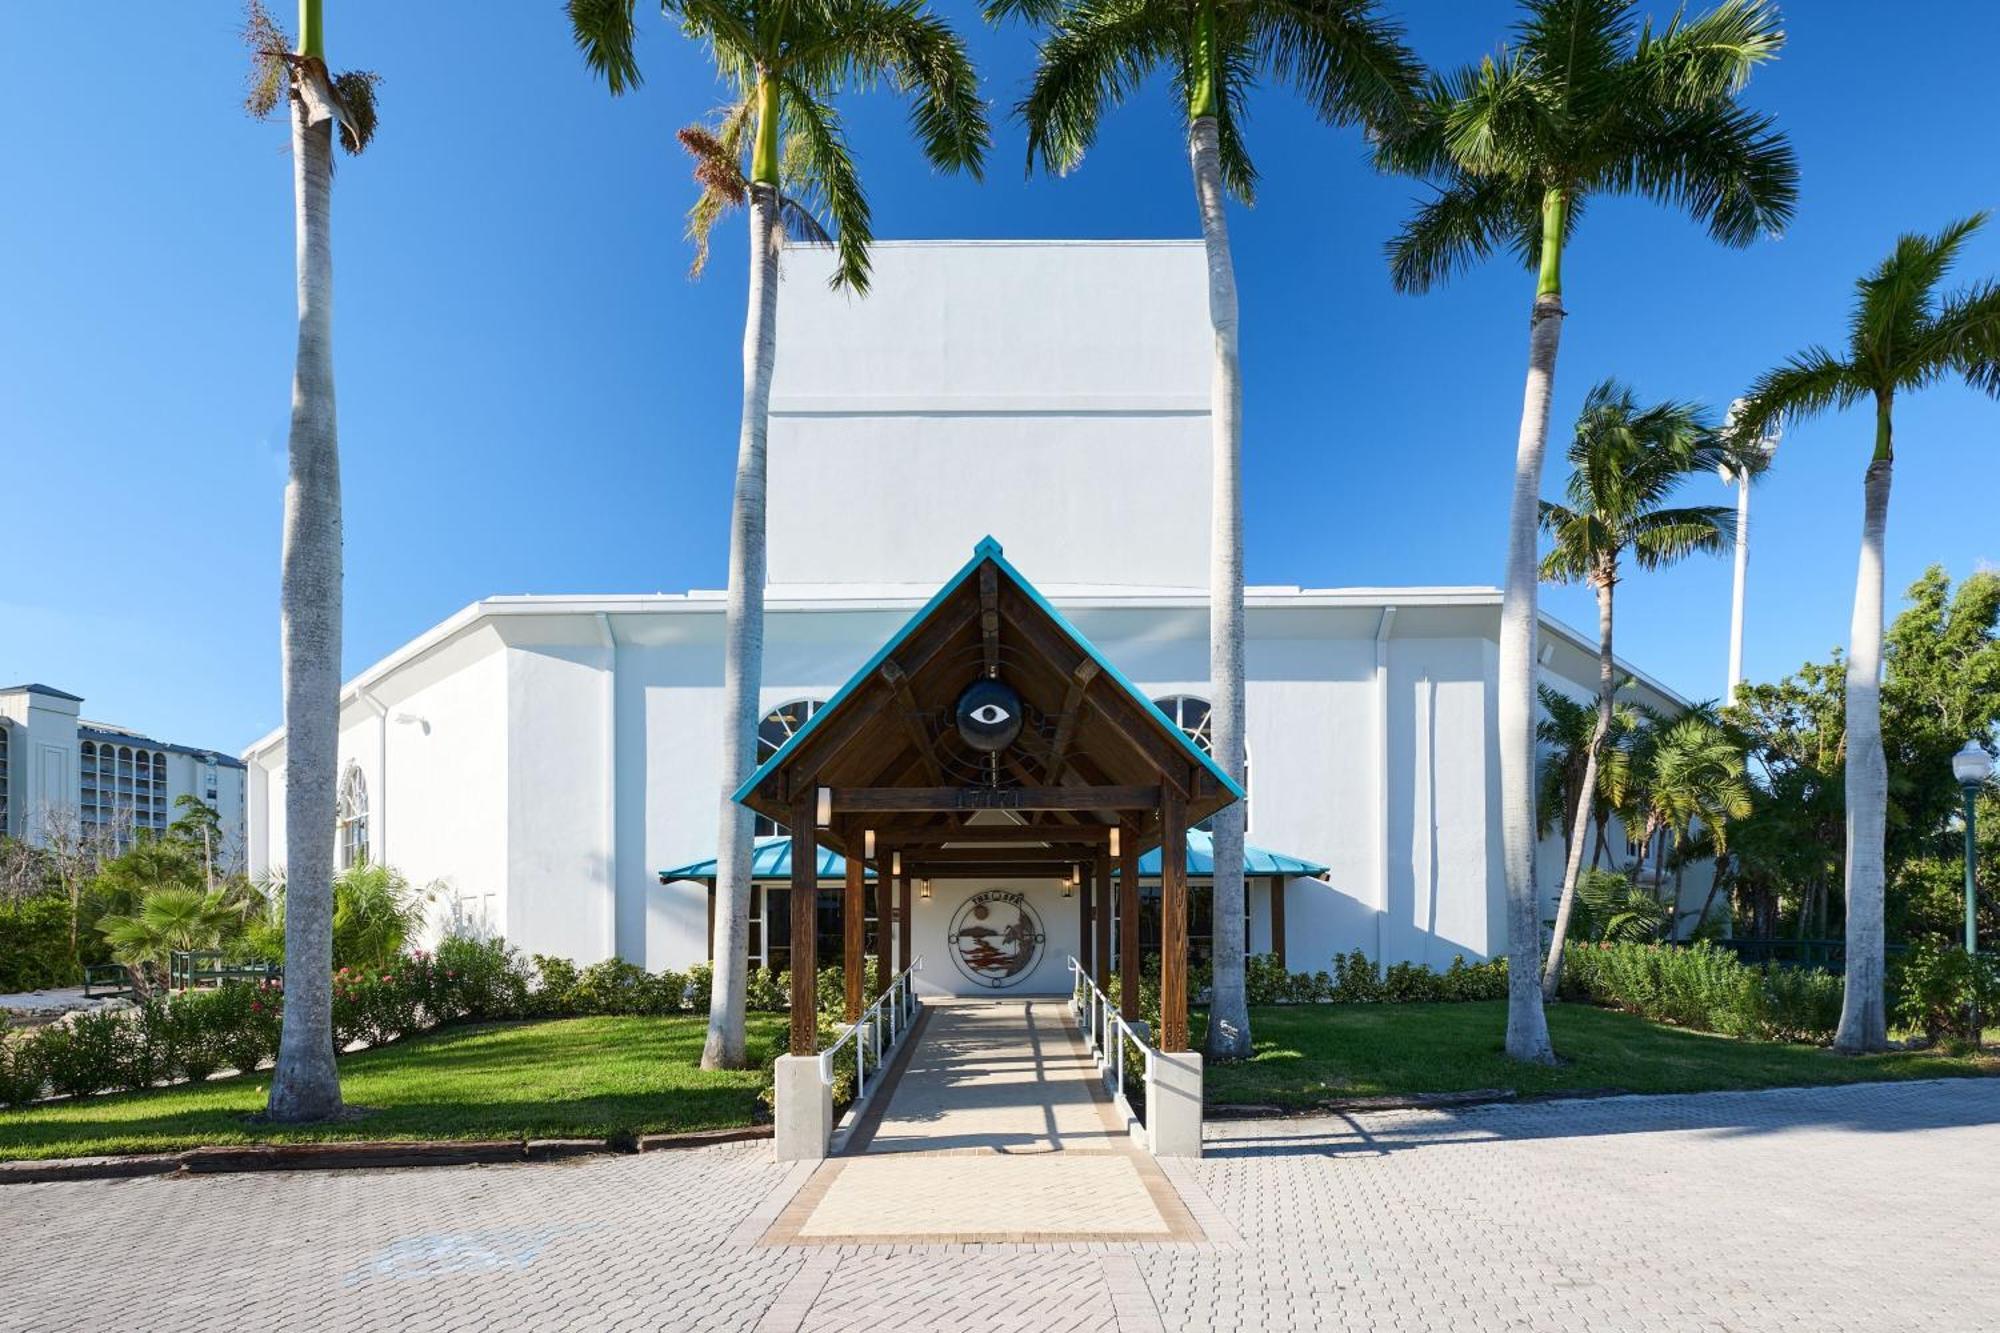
[358,686,388,865]
[1374,606,1397,962]
[595,613,619,962]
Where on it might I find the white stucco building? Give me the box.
[242,240,1697,996]
[1,682,247,860]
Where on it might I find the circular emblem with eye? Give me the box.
[954,678,1023,753]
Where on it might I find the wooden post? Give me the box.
[1119,821,1141,1020]
[1077,864,1094,979]
[1094,852,1113,989]
[789,795,818,1056]
[842,831,864,1023]
[1159,789,1189,1052]
[873,853,893,994]
[706,884,716,961]
[898,865,913,971]
[1270,875,1287,970]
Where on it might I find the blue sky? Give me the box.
[2,2,1996,752]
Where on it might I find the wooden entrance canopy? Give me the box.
[735,537,1243,1057]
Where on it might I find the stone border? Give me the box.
[0,1123,772,1185]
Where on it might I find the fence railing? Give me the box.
[820,957,923,1103]
[1068,956,1153,1119]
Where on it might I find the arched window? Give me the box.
[1152,695,1250,833]
[337,763,370,868]
[753,699,825,838]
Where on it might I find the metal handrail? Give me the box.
[1067,956,1154,1111]
[820,956,924,1102]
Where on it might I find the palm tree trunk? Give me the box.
[1188,114,1250,1062]
[1834,443,1893,1054]
[1543,573,1615,998]
[1725,470,1751,701]
[1498,192,1566,1064]
[701,182,781,1071]
[267,76,344,1124]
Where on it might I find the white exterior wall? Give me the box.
[767,242,1212,592]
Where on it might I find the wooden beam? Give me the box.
[1159,787,1189,1053]
[892,846,1094,865]
[789,795,820,1056]
[1042,659,1101,783]
[843,831,864,1023]
[1119,821,1141,1020]
[979,562,1001,676]
[879,659,945,784]
[1094,852,1113,989]
[897,864,913,973]
[1077,863,1093,980]
[882,825,1112,847]
[1270,875,1287,971]
[831,785,1159,814]
[905,861,1085,880]
[873,853,892,996]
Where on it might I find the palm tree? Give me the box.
[990,0,1421,1063]
[569,0,988,1069]
[1538,380,1734,997]
[1642,706,1752,919]
[99,889,246,992]
[1374,0,1795,1062]
[1730,215,2000,1052]
[245,0,380,1123]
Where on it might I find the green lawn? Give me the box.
[0,1015,788,1162]
[1198,1002,2000,1110]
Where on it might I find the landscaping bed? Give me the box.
[0,1014,786,1162]
[1197,1002,2000,1112]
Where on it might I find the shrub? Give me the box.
[1892,943,2000,1044]
[436,937,530,1021]
[0,1032,42,1107]
[0,893,85,992]
[1561,940,1845,1044]
[1244,953,1291,1006]
[31,1010,126,1099]
[1330,950,1383,1004]
[746,967,787,1012]
[530,953,580,1016]
[571,959,685,1016]
[684,961,714,1014]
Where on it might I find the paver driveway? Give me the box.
[4,1069,1998,1329]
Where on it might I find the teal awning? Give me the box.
[658,830,1326,883]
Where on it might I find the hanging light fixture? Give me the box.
[1108,826,1121,859]
[1062,864,1078,898]
[892,850,902,876]
[862,828,876,859]
[815,786,832,828]
[919,877,932,901]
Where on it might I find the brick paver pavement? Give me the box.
[6,1076,1999,1329]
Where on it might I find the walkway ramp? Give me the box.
[762,999,1203,1245]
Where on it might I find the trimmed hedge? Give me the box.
[1560,940,1843,1043]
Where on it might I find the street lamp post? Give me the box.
[1953,741,1994,955]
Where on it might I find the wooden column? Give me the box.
[842,831,864,1023]
[1119,821,1141,1020]
[1270,875,1287,970]
[898,865,913,970]
[1159,788,1189,1052]
[706,885,716,961]
[1094,852,1113,989]
[1077,864,1094,979]
[788,795,818,1056]
[873,852,893,993]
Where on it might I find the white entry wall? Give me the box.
[908,876,1080,999]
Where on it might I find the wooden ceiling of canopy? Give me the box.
[736,546,1237,871]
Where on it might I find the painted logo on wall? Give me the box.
[948,890,1047,989]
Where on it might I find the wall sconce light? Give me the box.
[1062,864,1078,898]
[815,787,832,828]
[919,877,932,901]
[891,851,902,876]
[863,828,876,859]
[1108,826,1121,858]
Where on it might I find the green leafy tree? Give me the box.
[569,0,989,1069]
[245,0,381,1122]
[1375,0,1795,1063]
[1537,380,1735,995]
[989,0,1422,1062]
[1731,219,2000,1052]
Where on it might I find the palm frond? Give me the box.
[1626,506,1735,569]
[1732,346,1870,443]
[568,0,643,94]
[782,81,873,292]
[1629,0,1785,108]
[680,106,752,280]
[1242,0,1423,131]
[1018,0,1179,177]
[798,0,990,178]
[1851,213,1988,367]
[1926,278,2000,399]
[1385,171,1539,294]
[1608,99,1796,246]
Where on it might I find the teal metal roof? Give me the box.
[658,830,1325,883]
[730,536,1246,807]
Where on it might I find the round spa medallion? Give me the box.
[948,889,1047,989]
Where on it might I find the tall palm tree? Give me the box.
[1374,0,1795,1062]
[1630,705,1752,919]
[1730,215,2000,1052]
[1538,380,1734,996]
[989,0,1421,1062]
[245,0,379,1124]
[569,0,988,1069]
